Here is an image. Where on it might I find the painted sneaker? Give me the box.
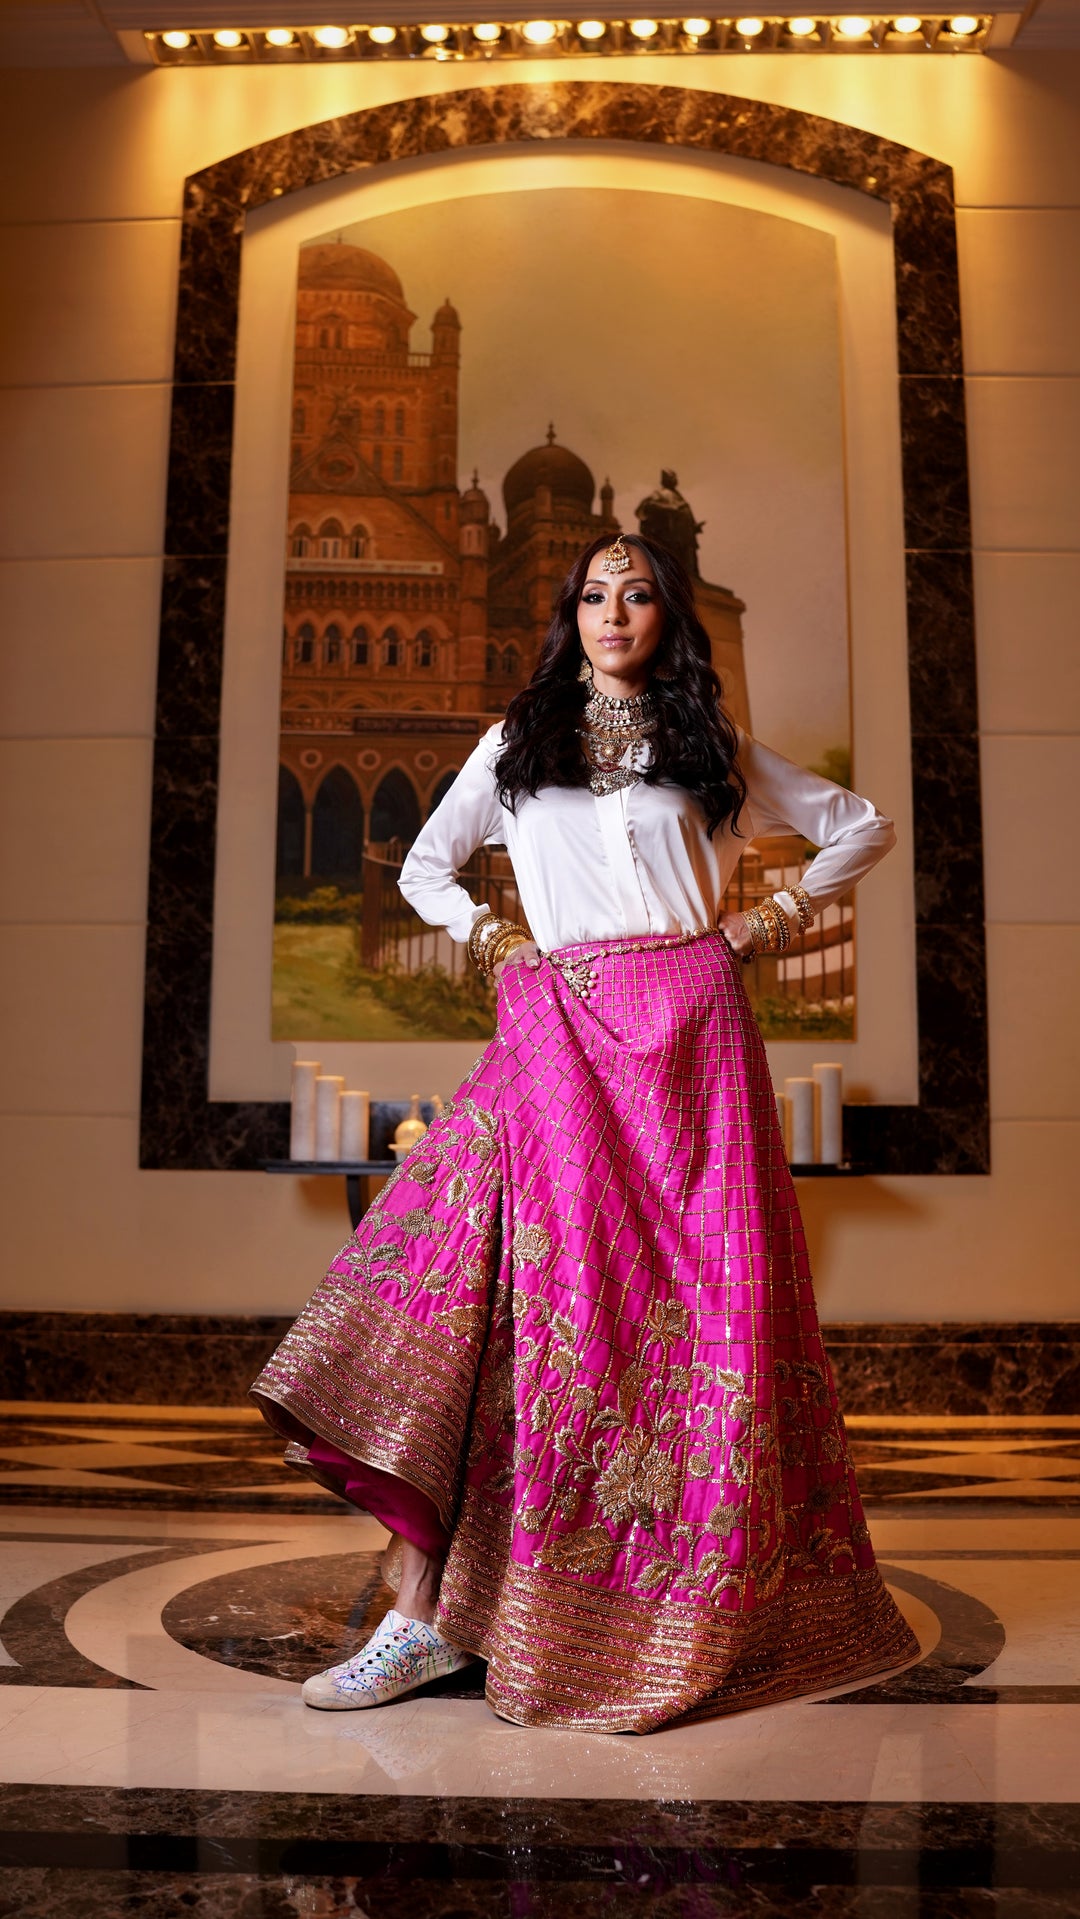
[301,1609,475,1711]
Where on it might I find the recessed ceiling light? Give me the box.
[522,19,558,41]
[629,17,660,35]
[948,13,979,31]
[369,24,397,41]
[264,27,296,45]
[212,27,243,46]
[734,16,764,34]
[835,15,872,35]
[787,15,817,32]
[311,25,351,46]
[682,17,712,34]
[161,29,192,47]
[473,21,502,39]
[420,21,450,38]
[577,18,606,35]
[892,13,922,28]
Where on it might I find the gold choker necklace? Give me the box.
[581,684,657,796]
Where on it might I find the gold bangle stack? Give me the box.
[787,883,814,932]
[745,897,792,955]
[467,911,532,979]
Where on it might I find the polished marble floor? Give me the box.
[1,1403,1078,1913]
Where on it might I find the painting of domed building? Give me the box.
[274,240,749,1041]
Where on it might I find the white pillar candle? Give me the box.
[784,1077,815,1166]
[340,1089,370,1163]
[775,1092,790,1160]
[313,1075,344,1162]
[290,1060,320,1161]
[813,1062,844,1165]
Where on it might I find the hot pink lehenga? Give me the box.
[251,928,917,1732]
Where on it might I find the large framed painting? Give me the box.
[271,190,854,1049]
[142,81,987,1176]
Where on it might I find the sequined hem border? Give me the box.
[250,1285,478,1530]
[437,1515,919,1732]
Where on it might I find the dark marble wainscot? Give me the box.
[0,1786,1077,1914]
[2,1313,1077,1415]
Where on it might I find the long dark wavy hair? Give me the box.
[493,531,746,837]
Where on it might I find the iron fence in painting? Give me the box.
[358,837,852,1018]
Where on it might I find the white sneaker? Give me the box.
[301,1609,475,1711]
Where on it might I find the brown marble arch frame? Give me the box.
[140,78,987,1177]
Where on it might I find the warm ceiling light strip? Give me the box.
[148,18,991,63]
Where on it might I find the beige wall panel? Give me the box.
[0,1115,355,1314]
[0,925,143,1117]
[986,924,1080,1121]
[0,559,161,739]
[0,385,171,561]
[801,1121,1080,1324]
[980,735,1080,926]
[958,210,1080,376]
[0,738,152,923]
[966,377,1080,553]
[0,220,180,388]
[0,56,1079,225]
[0,1115,1073,1317]
[974,553,1080,734]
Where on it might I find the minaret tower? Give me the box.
[456,470,491,711]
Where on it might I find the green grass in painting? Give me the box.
[273,923,853,1044]
[750,994,854,1041]
[272,924,496,1042]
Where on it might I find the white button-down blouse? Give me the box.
[398,722,896,952]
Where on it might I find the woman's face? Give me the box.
[577,544,665,695]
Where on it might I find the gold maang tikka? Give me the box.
[600,533,631,575]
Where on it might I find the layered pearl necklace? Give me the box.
[580,682,658,797]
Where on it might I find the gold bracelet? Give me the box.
[758,896,791,954]
[788,884,814,933]
[471,916,531,979]
[744,907,768,954]
[490,932,530,972]
[467,911,496,972]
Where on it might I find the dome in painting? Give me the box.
[297,243,407,304]
[503,429,595,519]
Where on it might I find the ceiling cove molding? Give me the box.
[141,79,988,1177]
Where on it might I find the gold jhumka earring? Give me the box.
[600,533,631,574]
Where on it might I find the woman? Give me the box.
[252,530,919,1733]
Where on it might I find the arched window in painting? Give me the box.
[324,623,342,666]
[374,402,386,435]
[296,621,316,666]
[392,447,403,481]
[370,768,421,848]
[373,444,383,476]
[351,625,370,667]
[290,524,312,558]
[317,312,346,349]
[318,518,343,560]
[276,766,305,878]
[310,766,365,880]
[348,525,368,559]
[427,768,457,818]
[503,646,520,677]
[382,626,402,668]
[415,629,436,668]
[485,644,498,674]
[394,404,405,436]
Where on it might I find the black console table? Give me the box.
[265,1159,396,1228]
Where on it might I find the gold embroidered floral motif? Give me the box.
[389,1208,449,1241]
[537,1525,614,1576]
[512,1222,552,1272]
[645,1299,690,1346]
